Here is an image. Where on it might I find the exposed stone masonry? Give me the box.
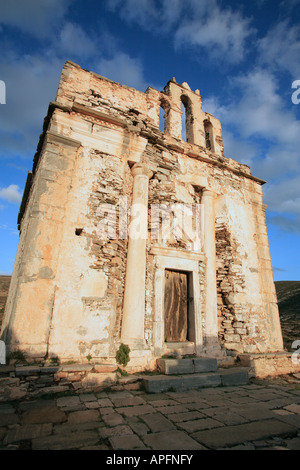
[216,222,248,349]
[85,150,132,354]
[0,60,285,371]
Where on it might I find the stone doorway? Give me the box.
[164,269,189,342]
[150,246,204,357]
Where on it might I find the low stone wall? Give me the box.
[0,363,142,402]
[238,352,300,378]
[2,353,300,402]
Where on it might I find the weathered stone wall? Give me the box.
[1,130,82,359]
[1,60,284,367]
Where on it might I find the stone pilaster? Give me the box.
[202,189,219,349]
[121,163,153,348]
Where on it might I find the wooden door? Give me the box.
[164,270,188,342]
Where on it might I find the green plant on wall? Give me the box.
[116,343,130,367]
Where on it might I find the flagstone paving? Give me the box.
[0,377,300,450]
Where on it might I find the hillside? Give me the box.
[0,275,11,329]
[0,276,299,351]
[275,281,300,351]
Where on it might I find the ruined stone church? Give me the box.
[1,61,284,370]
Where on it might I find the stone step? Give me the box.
[157,357,218,375]
[142,367,249,393]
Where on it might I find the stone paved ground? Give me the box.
[1,377,300,450]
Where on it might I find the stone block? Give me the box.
[102,412,125,426]
[116,404,155,417]
[169,411,204,423]
[224,334,241,343]
[219,367,249,386]
[81,372,117,388]
[109,434,146,450]
[178,417,223,432]
[193,357,218,373]
[143,372,222,393]
[110,395,146,407]
[4,424,53,444]
[99,424,133,439]
[15,366,41,376]
[155,404,189,415]
[143,430,205,450]
[191,419,298,449]
[0,377,19,386]
[67,409,100,424]
[140,412,176,432]
[21,404,67,425]
[60,364,93,372]
[93,364,117,373]
[0,411,19,426]
[32,430,99,450]
[157,358,194,375]
[56,396,83,410]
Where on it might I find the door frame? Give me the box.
[150,246,204,357]
[164,269,189,343]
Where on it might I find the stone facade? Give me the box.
[1,61,284,370]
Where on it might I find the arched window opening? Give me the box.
[181,101,187,141]
[159,99,170,134]
[181,95,193,143]
[204,119,214,152]
[159,106,165,133]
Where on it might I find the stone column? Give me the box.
[202,189,219,347]
[121,163,153,348]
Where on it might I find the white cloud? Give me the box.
[58,22,97,59]
[258,20,300,77]
[254,148,300,180]
[267,214,300,233]
[200,68,300,234]
[175,7,253,63]
[0,18,155,160]
[264,178,300,215]
[222,131,258,167]
[0,0,72,38]
[279,0,300,10]
[107,0,254,63]
[0,185,22,204]
[97,53,149,91]
[0,53,64,158]
[220,69,300,148]
[107,0,159,29]
[202,96,228,121]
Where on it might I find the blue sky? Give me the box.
[0,0,300,281]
